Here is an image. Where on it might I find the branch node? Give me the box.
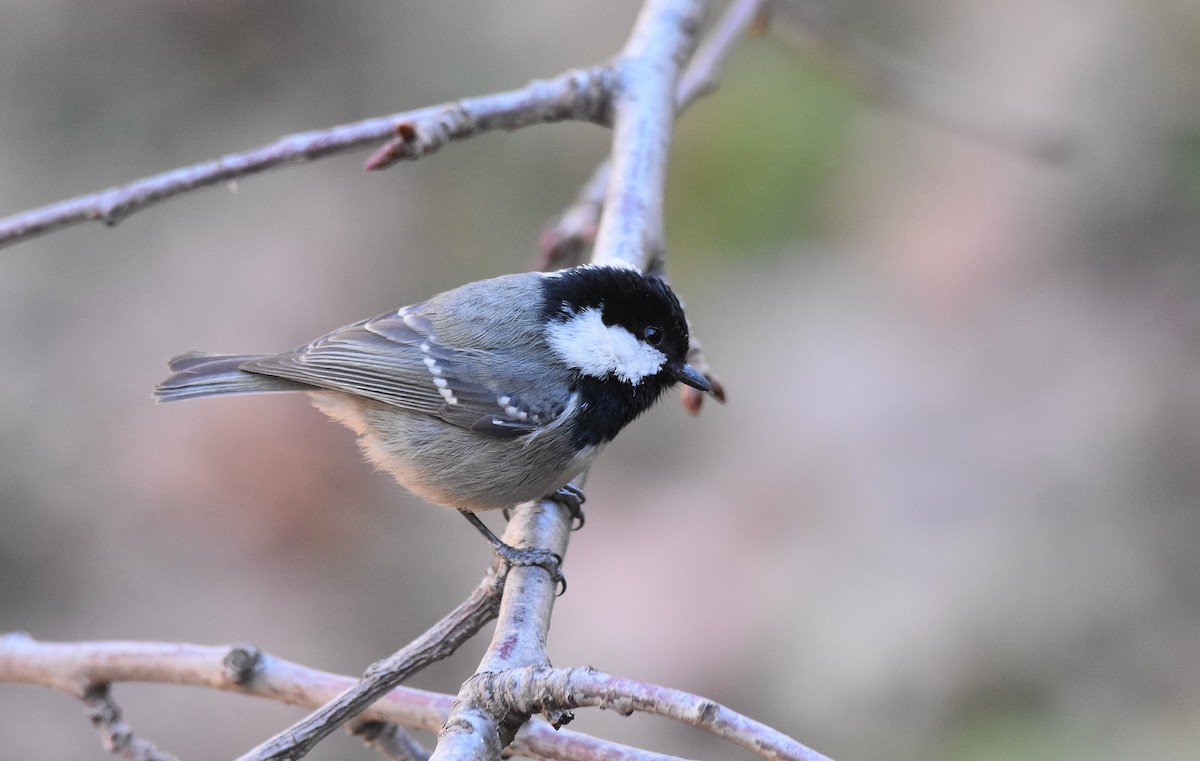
[544,706,574,729]
[697,699,720,726]
[224,643,264,686]
[364,122,421,170]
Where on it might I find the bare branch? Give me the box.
[676,0,767,110]
[363,66,614,171]
[0,66,613,250]
[537,162,609,270]
[0,634,703,761]
[467,666,835,761]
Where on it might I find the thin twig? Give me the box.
[676,0,766,110]
[0,67,614,250]
[234,565,506,761]
[537,162,610,270]
[81,684,181,761]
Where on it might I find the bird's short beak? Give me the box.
[671,362,712,393]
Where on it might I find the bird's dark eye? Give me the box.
[643,325,663,346]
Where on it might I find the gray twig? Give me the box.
[0,67,613,250]
[81,683,181,761]
[234,565,505,761]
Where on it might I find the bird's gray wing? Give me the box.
[242,304,565,439]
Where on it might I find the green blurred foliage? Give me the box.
[937,702,1094,761]
[667,40,859,262]
[1180,132,1200,205]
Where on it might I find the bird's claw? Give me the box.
[549,485,586,531]
[495,543,566,596]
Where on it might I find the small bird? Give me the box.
[155,264,711,575]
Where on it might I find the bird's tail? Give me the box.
[154,352,309,402]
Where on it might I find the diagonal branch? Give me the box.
[0,66,613,250]
[233,563,506,761]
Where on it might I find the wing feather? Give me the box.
[241,305,563,438]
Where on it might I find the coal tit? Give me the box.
[155,264,711,569]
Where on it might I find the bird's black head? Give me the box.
[540,264,710,447]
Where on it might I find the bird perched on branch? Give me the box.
[156,264,712,579]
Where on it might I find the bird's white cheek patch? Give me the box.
[546,307,666,384]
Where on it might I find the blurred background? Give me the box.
[1,1,1198,759]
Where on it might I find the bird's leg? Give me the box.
[459,510,565,593]
[549,485,586,531]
